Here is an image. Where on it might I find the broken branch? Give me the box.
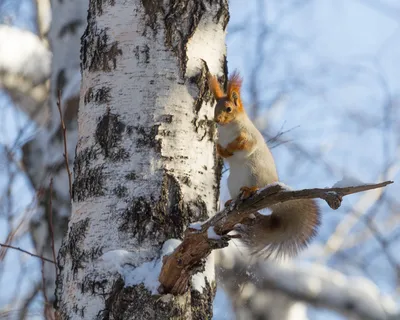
[159,181,393,295]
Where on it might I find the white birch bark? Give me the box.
[55,0,228,318]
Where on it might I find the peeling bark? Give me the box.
[56,0,228,319]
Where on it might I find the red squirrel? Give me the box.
[208,71,320,258]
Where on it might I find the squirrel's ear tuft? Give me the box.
[208,75,225,99]
[227,70,243,104]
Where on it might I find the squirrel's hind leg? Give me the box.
[224,186,259,207]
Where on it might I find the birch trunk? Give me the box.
[23,0,88,303]
[55,0,228,318]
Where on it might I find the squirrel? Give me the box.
[208,71,320,258]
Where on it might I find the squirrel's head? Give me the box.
[208,71,243,125]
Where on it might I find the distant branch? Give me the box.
[57,90,73,199]
[159,181,393,294]
[223,255,399,320]
[0,243,55,264]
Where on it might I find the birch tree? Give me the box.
[21,0,88,304]
[55,0,228,318]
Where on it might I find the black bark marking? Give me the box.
[95,110,126,158]
[130,125,162,151]
[215,1,230,31]
[119,173,209,243]
[81,275,109,296]
[63,218,90,275]
[59,19,84,37]
[125,171,137,181]
[159,114,173,123]
[180,175,192,187]
[140,0,229,77]
[91,0,116,16]
[113,185,128,198]
[84,87,111,105]
[73,165,105,202]
[119,196,154,243]
[191,280,216,319]
[81,27,122,72]
[214,154,223,212]
[133,44,150,64]
[192,117,216,142]
[72,140,105,202]
[189,62,214,114]
[98,277,125,320]
[101,282,189,320]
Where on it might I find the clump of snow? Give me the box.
[332,177,365,188]
[98,249,136,273]
[124,239,181,294]
[257,181,292,193]
[123,260,161,294]
[97,239,182,295]
[189,221,203,230]
[259,208,272,216]
[207,227,221,240]
[161,239,182,256]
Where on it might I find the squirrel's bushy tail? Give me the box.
[237,199,320,259]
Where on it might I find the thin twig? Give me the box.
[48,178,57,277]
[57,90,73,199]
[41,259,49,319]
[41,259,54,320]
[159,181,394,294]
[0,243,55,264]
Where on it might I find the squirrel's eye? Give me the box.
[226,107,232,113]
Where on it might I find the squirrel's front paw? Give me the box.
[224,199,233,207]
[240,186,259,200]
[217,144,233,158]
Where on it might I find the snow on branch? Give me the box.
[159,181,393,295]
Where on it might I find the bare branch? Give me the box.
[0,243,55,265]
[48,178,57,278]
[57,91,73,199]
[222,254,399,320]
[159,181,394,294]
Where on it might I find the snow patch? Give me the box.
[207,227,221,240]
[98,249,136,273]
[97,240,182,294]
[191,252,215,292]
[257,181,292,193]
[332,176,365,188]
[123,260,161,294]
[258,208,273,216]
[161,239,182,257]
[189,221,203,230]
